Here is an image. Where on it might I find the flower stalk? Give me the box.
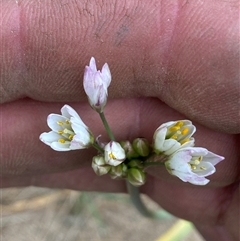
[99,112,115,141]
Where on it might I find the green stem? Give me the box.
[126,181,153,217]
[92,142,104,153]
[126,181,170,219]
[143,162,165,168]
[99,112,115,141]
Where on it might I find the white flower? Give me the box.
[104,141,126,166]
[83,57,111,112]
[40,105,94,151]
[153,120,196,155]
[165,147,224,185]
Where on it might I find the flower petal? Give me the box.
[61,105,82,121]
[101,63,111,87]
[172,171,210,185]
[47,114,68,132]
[50,142,71,151]
[69,139,85,150]
[163,139,181,155]
[153,127,167,153]
[204,151,225,165]
[39,131,62,146]
[188,147,209,156]
[89,57,97,72]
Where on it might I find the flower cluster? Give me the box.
[40,57,224,186]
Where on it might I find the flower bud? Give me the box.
[83,57,111,113]
[109,163,128,179]
[104,141,126,166]
[92,156,111,176]
[120,140,139,159]
[132,138,150,157]
[127,168,146,187]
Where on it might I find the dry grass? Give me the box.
[1,187,204,241]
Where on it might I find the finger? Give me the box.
[1,1,239,132]
[148,178,240,241]
[195,182,240,241]
[1,98,238,187]
[1,167,127,192]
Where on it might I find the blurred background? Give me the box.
[1,187,204,241]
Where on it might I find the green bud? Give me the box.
[109,163,128,179]
[120,140,139,159]
[132,138,150,157]
[127,159,143,169]
[92,156,111,176]
[127,168,146,187]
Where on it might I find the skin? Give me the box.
[1,0,239,240]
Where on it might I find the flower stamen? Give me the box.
[181,128,189,135]
[57,121,64,126]
[171,135,178,140]
[109,152,116,160]
[190,164,197,170]
[63,129,74,135]
[167,122,189,141]
[58,138,66,143]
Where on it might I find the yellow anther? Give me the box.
[190,164,197,170]
[169,126,180,132]
[58,130,63,134]
[181,128,189,135]
[176,121,184,127]
[57,121,64,126]
[65,120,70,124]
[194,160,200,165]
[69,135,74,140]
[171,135,178,140]
[200,166,206,170]
[109,152,116,159]
[63,129,74,135]
[58,139,65,143]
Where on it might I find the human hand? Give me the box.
[1,1,239,240]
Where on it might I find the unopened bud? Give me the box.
[92,156,111,176]
[109,163,128,179]
[127,168,146,186]
[120,140,139,159]
[132,138,150,157]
